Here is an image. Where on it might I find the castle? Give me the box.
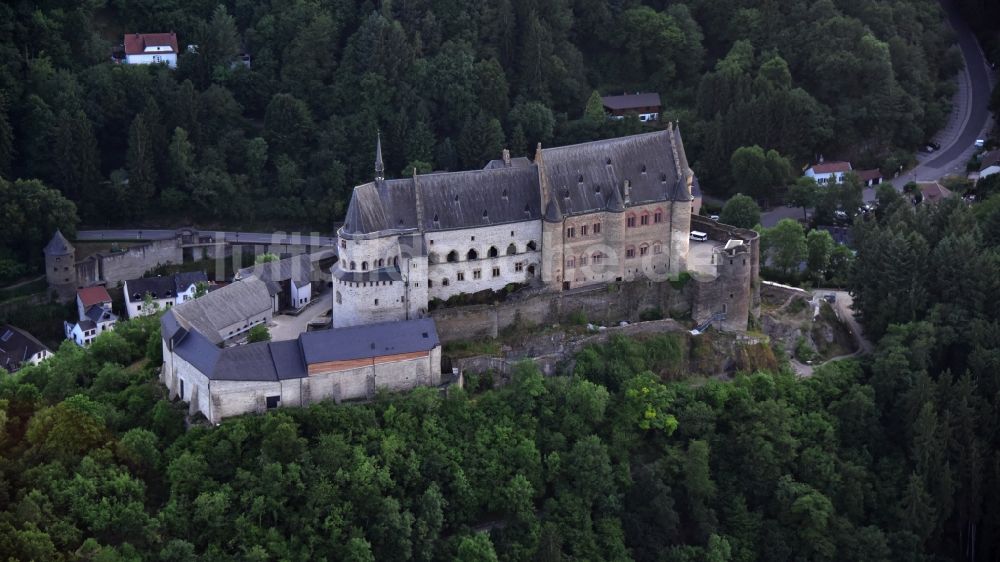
[333,126,703,328]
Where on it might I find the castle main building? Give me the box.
[333,127,697,328]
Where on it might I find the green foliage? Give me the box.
[567,310,588,326]
[246,324,270,343]
[719,193,761,229]
[761,219,807,277]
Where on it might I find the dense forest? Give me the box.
[0,0,975,275]
[5,178,1000,560]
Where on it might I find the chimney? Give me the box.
[502,148,511,167]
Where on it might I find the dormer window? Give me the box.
[641,164,647,174]
[433,213,439,222]
[594,185,601,193]
[606,157,612,165]
[483,209,488,218]
[562,189,569,198]
[660,173,667,182]
[454,194,459,202]
[578,174,584,183]
[524,203,531,217]
[501,189,508,199]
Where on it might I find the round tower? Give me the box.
[43,230,76,301]
[541,195,564,288]
[603,183,626,282]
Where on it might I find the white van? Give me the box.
[690,231,709,242]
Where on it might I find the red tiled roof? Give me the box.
[810,161,853,174]
[124,32,178,55]
[78,286,112,308]
[856,168,882,182]
[917,181,953,203]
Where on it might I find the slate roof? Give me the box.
[85,305,116,324]
[341,130,691,237]
[169,277,273,344]
[236,255,311,286]
[44,230,74,256]
[126,272,207,300]
[300,318,439,364]
[601,93,662,110]
[809,161,852,174]
[0,325,50,373]
[124,32,178,55]
[166,316,434,381]
[78,286,112,308]
[483,156,532,169]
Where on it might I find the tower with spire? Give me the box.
[374,131,385,182]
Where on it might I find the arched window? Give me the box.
[336,291,342,304]
[592,252,603,264]
[428,252,439,264]
[447,250,459,263]
[467,249,478,260]
[393,256,399,267]
[580,255,588,266]
[626,214,637,228]
[488,246,498,258]
[442,278,450,286]
[566,256,576,269]
[626,246,636,259]
[527,264,536,276]
[377,258,384,267]
[506,243,517,255]
[526,240,537,251]
[350,261,356,270]
[653,209,663,223]
[639,244,649,256]
[362,261,369,271]
[640,212,650,226]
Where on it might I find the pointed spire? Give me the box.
[374,131,385,181]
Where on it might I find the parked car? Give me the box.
[823,293,836,303]
[709,214,720,221]
[975,139,985,148]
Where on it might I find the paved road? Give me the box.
[75,229,338,247]
[269,289,333,341]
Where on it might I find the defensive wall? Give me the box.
[688,215,760,332]
[75,238,184,288]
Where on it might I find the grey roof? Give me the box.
[981,150,1000,170]
[126,272,208,300]
[78,320,97,331]
[300,317,439,364]
[44,230,74,256]
[544,193,563,223]
[332,267,402,284]
[0,325,50,373]
[269,340,307,379]
[340,130,691,237]
[237,254,312,286]
[483,156,532,169]
[601,92,662,110]
[170,277,273,344]
[85,305,116,323]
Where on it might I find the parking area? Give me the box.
[688,239,723,278]
[269,288,332,341]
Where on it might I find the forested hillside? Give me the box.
[0,0,963,244]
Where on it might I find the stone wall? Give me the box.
[430,279,693,342]
[74,238,184,288]
[689,215,760,331]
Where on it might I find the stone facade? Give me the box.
[333,128,698,328]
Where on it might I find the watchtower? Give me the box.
[44,230,77,301]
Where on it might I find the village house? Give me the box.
[855,168,883,187]
[166,276,272,346]
[805,161,853,185]
[0,325,52,373]
[124,272,208,319]
[235,254,313,312]
[124,32,178,68]
[65,287,118,347]
[601,93,662,122]
[978,150,1000,181]
[917,181,954,204]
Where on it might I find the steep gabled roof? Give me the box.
[809,161,852,174]
[0,325,50,373]
[44,230,74,256]
[170,277,272,345]
[78,286,112,309]
[124,32,178,55]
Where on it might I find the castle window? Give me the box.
[377,258,384,267]
[488,246,498,258]
[350,261,356,270]
[515,262,524,272]
[467,249,478,260]
[626,247,636,259]
[362,261,368,271]
[394,256,399,267]
[507,243,517,255]
[375,299,379,305]
[654,210,663,223]
[640,244,649,256]
[654,244,662,255]
[594,223,601,234]
[442,278,449,286]
[492,267,500,277]
[581,225,588,236]
[593,253,603,264]
[473,270,482,280]
[640,213,650,226]
[566,226,575,238]
[428,280,433,288]
[580,255,588,266]
[340,240,346,249]
[627,215,636,228]
[447,251,458,263]
[566,257,576,269]
[527,240,537,251]
[457,272,465,281]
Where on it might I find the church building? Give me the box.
[333,127,696,328]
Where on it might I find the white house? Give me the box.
[124,271,208,319]
[805,161,853,185]
[124,33,179,68]
[235,255,313,312]
[0,325,52,373]
[66,287,118,347]
[979,150,1000,181]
